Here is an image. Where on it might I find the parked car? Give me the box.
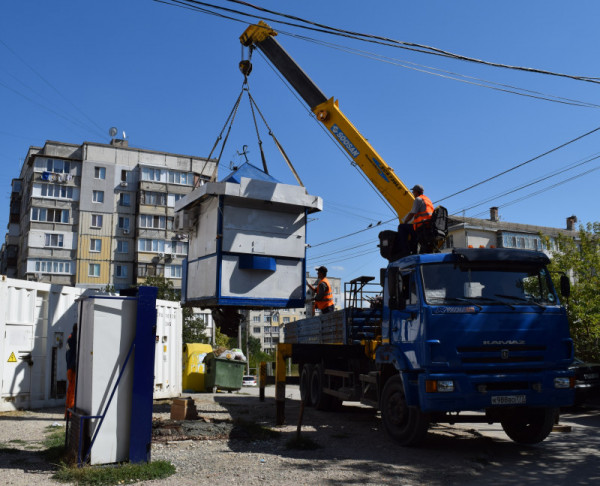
[570,358,600,406]
[242,375,257,387]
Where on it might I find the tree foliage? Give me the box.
[543,222,600,361]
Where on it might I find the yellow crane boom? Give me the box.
[240,21,415,221]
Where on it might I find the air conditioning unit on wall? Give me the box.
[120,181,128,187]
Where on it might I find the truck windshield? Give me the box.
[421,263,557,306]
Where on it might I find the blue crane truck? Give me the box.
[240,22,574,445]
[277,248,574,445]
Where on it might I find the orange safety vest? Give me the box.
[413,195,434,229]
[314,277,334,310]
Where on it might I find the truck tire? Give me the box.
[380,376,430,446]
[500,407,557,444]
[300,364,314,406]
[310,364,332,410]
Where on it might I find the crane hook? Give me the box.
[239,60,253,77]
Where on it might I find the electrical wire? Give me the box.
[0,38,107,140]
[453,152,600,215]
[156,0,600,85]
[434,125,600,205]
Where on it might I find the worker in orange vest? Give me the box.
[307,266,335,314]
[398,184,434,256]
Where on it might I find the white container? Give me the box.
[0,277,183,412]
[153,299,182,399]
[0,276,83,411]
[175,169,322,309]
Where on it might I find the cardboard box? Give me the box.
[170,398,198,420]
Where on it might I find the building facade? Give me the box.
[1,139,215,290]
[446,207,579,253]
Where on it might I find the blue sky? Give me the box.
[2,1,599,284]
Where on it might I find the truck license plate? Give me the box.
[491,395,526,405]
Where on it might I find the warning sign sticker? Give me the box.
[8,352,17,363]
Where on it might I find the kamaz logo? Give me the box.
[483,340,525,345]
[331,124,359,158]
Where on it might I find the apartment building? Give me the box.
[1,139,215,290]
[445,207,579,253]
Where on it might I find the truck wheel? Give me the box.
[381,376,429,446]
[500,407,557,444]
[310,364,332,410]
[300,364,314,406]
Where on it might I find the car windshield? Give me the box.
[421,263,557,306]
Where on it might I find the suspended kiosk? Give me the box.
[175,73,322,330]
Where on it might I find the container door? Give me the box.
[2,323,34,398]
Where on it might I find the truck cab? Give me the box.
[377,248,574,444]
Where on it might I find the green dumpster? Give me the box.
[204,352,246,392]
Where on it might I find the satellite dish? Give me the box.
[109,127,118,138]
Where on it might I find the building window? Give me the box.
[517,237,525,249]
[91,214,103,228]
[93,190,104,203]
[263,316,271,323]
[89,263,100,277]
[253,326,261,333]
[35,260,71,274]
[167,193,185,207]
[119,193,131,206]
[168,171,194,186]
[253,316,260,323]
[166,265,182,278]
[140,214,166,229]
[46,159,71,174]
[264,337,272,344]
[31,207,69,223]
[283,317,290,323]
[138,264,164,277]
[121,170,129,182]
[94,167,106,179]
[169,241,188,255]
[90,239,101,252]
[117,240,129,253]
[138,239,168,253]
[141,191,167,206]
[118,216,130,230]
[116,265,127,278]
[44,233,64,248]
[141,167,164,182]
[39,183,74,200]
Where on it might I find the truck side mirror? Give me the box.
[560,275,570,298]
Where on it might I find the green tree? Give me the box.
[543,222,600,361]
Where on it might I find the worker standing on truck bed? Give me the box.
[307,266,335,314]
[398,184,434,256]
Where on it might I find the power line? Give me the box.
[434,125,600,205]
[156,0,600,85]
[0,38,106,140]
[453,152,600,215]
